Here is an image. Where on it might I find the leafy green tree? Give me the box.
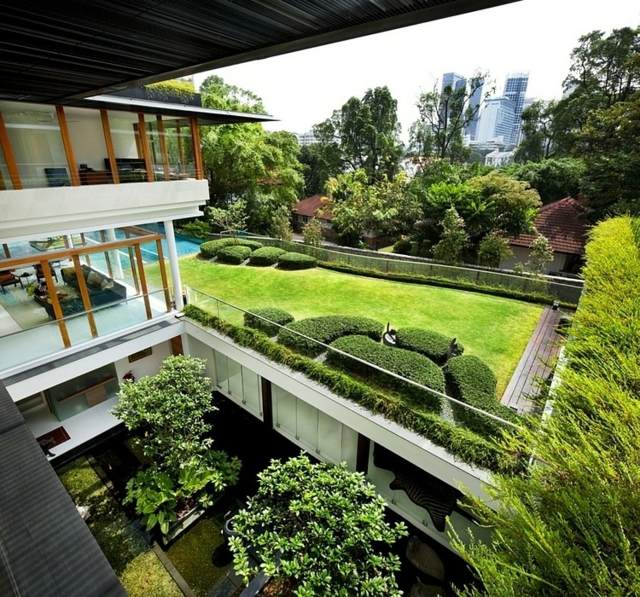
[506,158,586,203]
[313,86,403,182]
[551,27,640,154]
[409,74,487,161]
[269,208,293,241]
[199,75,265,113]
[515,100,556,162]
[478,231,513,267]
[114,356,240,534]
[229,454,407,596]
[432,206,468,263]
[526,231,554,273]
[577,91,640,217]
[302,218,323,246]
[207,199,248,236]
[298,143,331,195]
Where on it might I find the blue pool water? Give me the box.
[114,222,201,263]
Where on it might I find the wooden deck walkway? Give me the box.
[501,307,563,414]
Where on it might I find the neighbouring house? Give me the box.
[292,194,335,239]
[501,197,588,274]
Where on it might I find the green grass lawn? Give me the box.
[148,257,541,394]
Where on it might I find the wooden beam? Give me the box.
[137,113,155,182]
[0,112,22,189]
[41,260,71,348]
[55,106,80,186]
[155,239,172,311]
[100,109,119,184]
[134,244,152,320]
[72,254,98,338]
[156,115,171,181]
[0,233,162,270]
[189,117,204,179]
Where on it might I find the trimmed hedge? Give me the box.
[278,252,317,270]
[278,315,383,357]
[244,308,294,337]
[184,304,522,473]
[249,246,286,266]
[444,355,518,437]
[217,245,252,264]
[200,238,263,258]
[327,335,444,411]
[393,238,412,255]
[395,328,463,365]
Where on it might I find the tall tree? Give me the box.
[515,100,556,162]
[199,75,265,113]
[313,86,403,182]
[409,74,487,162]
[506,158,586,203]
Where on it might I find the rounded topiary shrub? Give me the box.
[244,307,294,336]
[393,238,412,255]
[249,246,286,266]
[278,315,383,357]
[238,239,264,251]
[217,245,252,264]
[200,238,263,259]
[444,355,517,437]
[395,328,463,365]
[327,334,444,411]
[278,251,317,270]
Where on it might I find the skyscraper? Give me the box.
[503,72,529,144]
[441,72,466,93]
[475,96,516,144]
[464,76,484,141]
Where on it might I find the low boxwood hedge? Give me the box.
[444,355,518,437]
[244,307,294,336]
[278,251,317,270]
[249,246,286,266]
[217,245,252,264]
[200,238,263,258]
[395,328,463,365]
[184,304,523,474]
[327,334,444,411]
[278,315,383,357]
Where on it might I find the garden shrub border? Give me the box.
[184,304,522,473]
[244,307,294,337]
[249,246,286,266]
[327,334,444,412]
[278,251,317,270]
[200,238,263,259]
[395,328,463,365]
[216,244,252,264]
[278,315,384,357]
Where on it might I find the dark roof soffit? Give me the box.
[0,0,521,103]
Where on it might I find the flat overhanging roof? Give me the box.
[1,0,521,103]
[76,95,277,124]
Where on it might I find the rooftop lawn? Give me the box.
[147,257,542,394]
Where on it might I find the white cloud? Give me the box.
[193,0,639,139]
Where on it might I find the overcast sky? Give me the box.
[193,0,639,139]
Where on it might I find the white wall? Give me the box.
[114,339,172,383]
[66,113,109,171]
[500,245,569,274]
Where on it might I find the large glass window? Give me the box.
[1,101,68,188]
[145,115,195,180]
[65,107,113,185]
[107,110,147,183]
[0,142,14,190]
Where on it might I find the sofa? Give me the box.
[61,265,127,306]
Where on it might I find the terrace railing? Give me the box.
[184,287,519,435]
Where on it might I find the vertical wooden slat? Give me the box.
[0,112,22,189]
[189,117,204,179]
[41,260,71,348]
[170,336,184,356]
[134,243,152,319]
[100,109,119,183]
[55,106,80,186]
[155,239,172,311]
[156,115,171,181]
[137,113,155,182]
[72,254,97,338]
[0,166,5,190]
[133,122,143,159]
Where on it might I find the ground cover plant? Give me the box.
[244,307,294,336]
[217,244,252,264]
[277,251,317,269]
[278,315,383,357]
[229,454,408,596]
[327,334,445,411]
[395,327,463,365]
[148,258,542,393]
[199,238,263,258]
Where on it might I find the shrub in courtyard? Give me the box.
[229,454,407,596]
[217,245,252,264]
[200,237,263,258]
[244,307,294,336]
[395,327,463,364]
[278,315,383,357]
[328,334,444,411]
[114,356,240,535]
[277,251,317,269]
[248,246,286,266]
[444,355,516,436]
[393,237,412,255]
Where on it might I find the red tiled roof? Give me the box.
[293,195,332,220]
[510,197,588,255]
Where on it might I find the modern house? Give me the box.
[0,1,523,594]
[501,197,588,274]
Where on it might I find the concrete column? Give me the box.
[164,219,183,309]
[104,229,124,279]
